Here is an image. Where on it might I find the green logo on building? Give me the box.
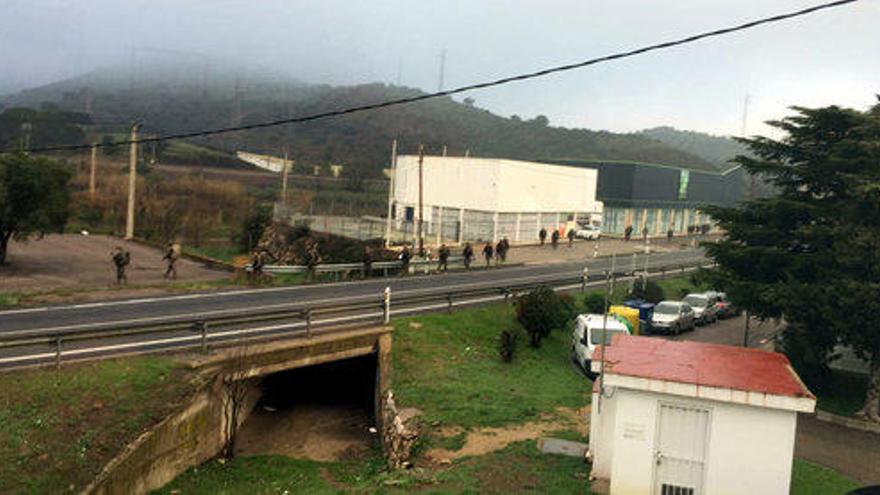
[678,170,690,200]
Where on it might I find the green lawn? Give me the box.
[392,304,591,429]
[791,459,860,495]
[155,440,590,495]
[0,358,195,493]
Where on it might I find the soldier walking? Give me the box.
[462,242,474,270]
[437,244,450,272]
[482,242,494,268]
[539,228,547,246]
[362,245,373,279]
[162,242,178,280]
[111,246,131,285]
[304,240,322,282]
[624,225,633,242]
[398,244,412,275]
[500,237,510,263]
[551,230,560,249]
[567,228,576,247]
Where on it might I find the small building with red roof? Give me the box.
[588,334,815,495]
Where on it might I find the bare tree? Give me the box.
[221,346,252,459]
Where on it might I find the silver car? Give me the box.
[683,292,720,325]
[650,301,696,335]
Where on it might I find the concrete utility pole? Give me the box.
[437,49,446,92]
[384,139,398,248]
[89,143,98,199]
[742,94,757,200]
[125,122,140,240]
[417,144,425,257]
[281,150,290,203]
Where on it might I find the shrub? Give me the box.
[583,292,606,314]
[514,286,575,348]
[629,279,665,304]
[498,329,518,363]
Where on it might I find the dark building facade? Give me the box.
[540,159,744,235]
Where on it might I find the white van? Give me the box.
[571,313,631,377]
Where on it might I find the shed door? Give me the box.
[653,403,710,495]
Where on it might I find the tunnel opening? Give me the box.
[234,353,379,462]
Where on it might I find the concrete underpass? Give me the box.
[235,354,379,461]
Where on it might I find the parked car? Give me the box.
[683,292,719,325]
[714,292,738,319]
[574,224,602,240]
[650,301,696,335]
[571,313,630,378]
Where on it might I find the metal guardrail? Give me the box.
[249,256,466,278]
[0,260,709,369]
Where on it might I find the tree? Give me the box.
[238,203,273,253]
[701,102,880,422]
[0,153,71,265]
[514,286,575,347]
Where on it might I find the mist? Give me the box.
[3,0,878,136]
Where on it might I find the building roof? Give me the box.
[597,335,815,403]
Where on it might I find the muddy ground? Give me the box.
[0,234,228,293]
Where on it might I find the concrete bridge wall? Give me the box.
[85,327,392,495]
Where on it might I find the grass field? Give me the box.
[791,459,860,494]
[0,358,194,493]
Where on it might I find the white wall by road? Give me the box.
[393,156,601,214]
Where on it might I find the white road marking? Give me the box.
[0,250,700,316]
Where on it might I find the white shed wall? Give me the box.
[593,387,798,495]
[393,156,599,213]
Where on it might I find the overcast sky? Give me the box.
[2,0,878,137]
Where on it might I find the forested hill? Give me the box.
[638,126,748,172]
[2,68,718,176]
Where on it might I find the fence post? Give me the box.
[55,336,62,370]
[581,268,589,293]
[447,294,453,313]
[383,287,391,324]
[195,321,208,354]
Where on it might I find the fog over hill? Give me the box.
[1,65,722,177]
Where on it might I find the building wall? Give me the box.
[595,388,797,495]
[393,156,600,214]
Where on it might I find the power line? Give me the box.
[14,0,859,154]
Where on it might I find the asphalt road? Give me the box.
[0,249,704,336]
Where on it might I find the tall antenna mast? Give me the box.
[437,49,446,92]
[741,94,756,199]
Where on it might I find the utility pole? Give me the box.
[89,143,97,200]
[742,94,757,200]
[125,122,140,240]
[437,49,446,92]
[20,122,32,151]
[281,149,290,203]
[417,144,425,257]
[384,139,398,248]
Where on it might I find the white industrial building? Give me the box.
[589,335,815,495]
[391,156,603,244]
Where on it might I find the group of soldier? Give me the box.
[110,242,179,285]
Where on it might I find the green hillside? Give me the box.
[1,68,718,176]
[638,126,747,171]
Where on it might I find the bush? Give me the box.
[238,204,273,253]
[583,292,606,314]
[514,286,576,348]
[629,279,665,304]
[498,329,518,363]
